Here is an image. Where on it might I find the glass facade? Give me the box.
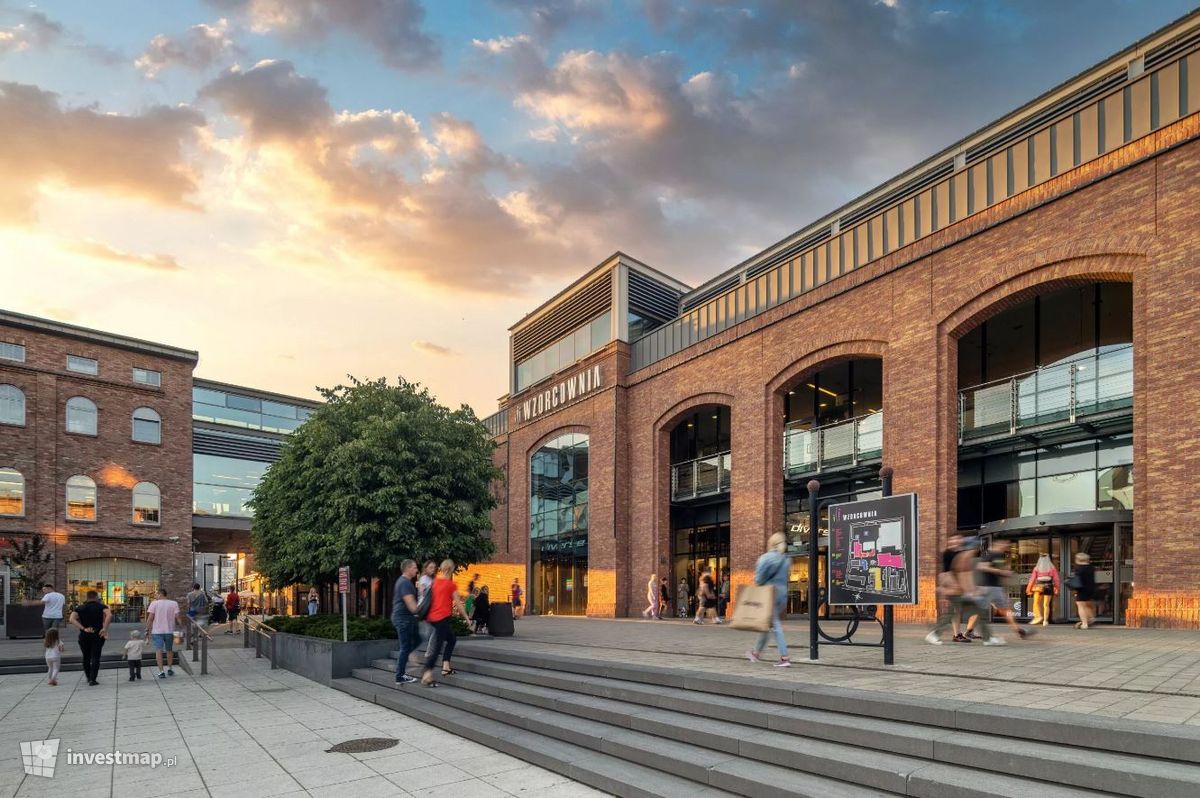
[670,504,729,618]
[515,311,610,393]
[67,558,159,620]
[193,454,268,517]
[192,387,314,433]
[784,359,883,428]
[530,432,589,615]
[958,435,1133,528]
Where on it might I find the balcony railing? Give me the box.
[783,412,883,477]
[671,451,731,501]
[482,409,508,438]
[959,345,1132,443]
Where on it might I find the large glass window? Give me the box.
[515,312,611,393]
[784,359,883,428]
[0,468,24,516]
[132,367,161,387]
[0,384,25,426]
[132,482,161,525]
[66,396,98,436]
[193,453,269,517]
[530,433,589,615]
[132,407,161,444]
[67,558,160,622]
[0,342,25,363]
[67,355,98,375]
[670,406,731,463]
[66,475,97,521]
[192,388,310,433]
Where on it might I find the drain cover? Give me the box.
[325,738,399,754]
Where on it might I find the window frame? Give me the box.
[131,406,162,445]
[0,342,25,363]
[132,367,162,387]
[65,396,99,437]
[66,355,99,375]
[0,384,25,426]
[65,474,97,523]
[131,481,161,526]
[0,467,24,517]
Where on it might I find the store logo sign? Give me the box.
[516,365,603,424]
[21,739,59,777]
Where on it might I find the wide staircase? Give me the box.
[332,642,1200,798]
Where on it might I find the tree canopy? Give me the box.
[250,377,500,587]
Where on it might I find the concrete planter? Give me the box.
[271,632,396,686]
[5,604,44,639]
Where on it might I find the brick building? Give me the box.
[476,12,1200,627]
[0,311,198,618]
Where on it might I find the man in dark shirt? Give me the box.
[937,535,969,642]
[391,559,421,685]
[69,590,112,686]
[967,539,1031,639]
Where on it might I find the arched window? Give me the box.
[0,468,24,516]
[132,482,160,525]
[66,396,98,435]
[66,475,97,521]
[0,384,25,426]
[530,432,589,616]
[132,407,161,444]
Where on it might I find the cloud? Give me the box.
[200,60,330,142]
[412,340,456,357]
[135,19,236,77]
[0,9,62,54]
[205,0,439,70]
[490,0,606,39]
[65,239,184,271]
[0,82,205,223]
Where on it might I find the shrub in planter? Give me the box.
[267,614,397,641]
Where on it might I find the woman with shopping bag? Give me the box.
[736,532,792,667]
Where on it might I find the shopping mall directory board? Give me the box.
[827,493,918,605]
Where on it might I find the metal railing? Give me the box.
[959,345,1132,443]
[784,412,883,476]
[671,451,731,500]
[241,616,278,669]
[482,409,508,438]
[180,615,210,675]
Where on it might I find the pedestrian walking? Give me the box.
[43,628,64,686]
[31,584,65,632]
[391,559,421,685]
[472,586,491,634]
[746,532,792,667]
[966,539,1032,639]
[927,537,1003,645]
[937,535,970,642]
[69,589,111,685]
[510,578,523,619]
[421,560,472,687]
[642,573,660,619]
[464,587,476,621]
[718,575,731,621]
[224,588,240,633]
[1026,553,1060,626]
[144,587,181,679]
[185,583,209,627]
[1070,552,1097,629]
[659,577,670,618]
[694,567,722,624]
[418,560,437,653]
[676,577,690,618]
[123,630,145,681]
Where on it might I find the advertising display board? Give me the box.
[827,493,918,606]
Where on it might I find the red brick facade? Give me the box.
[0,320,197,605]
[484,112,1200,627]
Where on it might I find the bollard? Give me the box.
[255,627,262,659]
[270,632,277,670]
[243,617,249,648]
[201,635,208,675]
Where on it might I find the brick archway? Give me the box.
[524,424,591,460]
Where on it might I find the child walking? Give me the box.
[123,630,145,681]
[44,628,64,686]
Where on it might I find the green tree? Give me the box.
[2,533,54,599]
[250,377,500,588]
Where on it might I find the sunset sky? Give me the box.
[2,0,1193,415]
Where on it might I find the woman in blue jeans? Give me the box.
[747,532,792,667]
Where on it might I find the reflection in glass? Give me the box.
[0,468,23,516]
[66,396,98,435]
[0,384,25,425]
[530,433,589,615]
[132,482,160,525]
[66,475,96,521]
[132,407,161,444]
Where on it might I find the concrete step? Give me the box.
[330,676,735,798]
[0,652,163,675]
[379,656,1200,798]
[350,666,902,798]
[447,642,1200,765]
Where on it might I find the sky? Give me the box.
[1,0,1195,416]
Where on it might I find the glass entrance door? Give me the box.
[1115,523,1133,624]
[671,522,730,617]
[992,536,1061,622]
[531,537,588,616]
[1066,531,1115,622]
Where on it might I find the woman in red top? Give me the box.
[421,560,471,687]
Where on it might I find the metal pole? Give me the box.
[807,479,821,661]
[880,466,895,666]
[342,590,348,643]
[243,616,249,648]
[201,635,208,675]
[255,627,262,658]
[270,632,277,670]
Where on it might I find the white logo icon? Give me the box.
[20,739,60,777]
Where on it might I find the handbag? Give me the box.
[730,558,785,632]
[1066,573,1082,591]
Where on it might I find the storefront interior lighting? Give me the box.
[806,383,839,398]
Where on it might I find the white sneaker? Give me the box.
[774,658,792,668]
[714,619,724,625]
[747,650,760,663]
[983,637,1007,646]
[925,631,942,646]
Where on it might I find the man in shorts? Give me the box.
[967,538,1032,640]
[145,588,181,678]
